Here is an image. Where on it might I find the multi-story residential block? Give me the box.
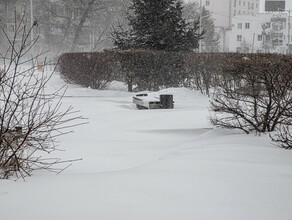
[194,0,260,28]
[193,0,260,51]
[226,12,292,54]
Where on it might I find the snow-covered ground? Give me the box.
[1,72,292,220]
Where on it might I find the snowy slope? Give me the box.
[0,72,292,220]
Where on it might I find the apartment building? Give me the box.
[194,0,260,28]
[192,0,261,51]
[226,12,291,54]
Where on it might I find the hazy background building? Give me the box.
[0,0,131,59]
[226,12,290,54]
[193,0,260,28]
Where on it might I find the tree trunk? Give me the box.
[70,0,97,52]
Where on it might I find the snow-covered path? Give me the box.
[0,73,292,220]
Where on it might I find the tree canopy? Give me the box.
[112,0,203,51]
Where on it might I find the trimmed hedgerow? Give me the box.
[108,49,189,91]
[58,52,116,89]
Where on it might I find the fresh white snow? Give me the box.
[0,72,292,220]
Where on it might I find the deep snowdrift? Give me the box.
[0,72,292,220]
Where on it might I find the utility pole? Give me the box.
[229,0,232,28]
[252,33,255,53]
[90,23,95,52]
[262,23,267,53]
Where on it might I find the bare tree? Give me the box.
[35,0,121,53]
[0,17,83,180]
[270,125,292,149]
[184,53,223,96]
[210,54,292,134]
[69,0,102,52]
[183,2,219,52]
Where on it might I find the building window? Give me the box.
[258,35,263,41]
[234,0,236,7]
[239,1,241,6]
[234,10,236,16]
[243,1,245,6]
[206,0,210,6]
[266,35,271,41]
[238,23,242,29]
[238,10,241,14]
[236,47,242,52]
[237,35,242,41]
[245,23,250,29]
[266,22,271,28]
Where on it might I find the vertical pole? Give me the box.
[252,33,255,53]
[223,28,226,52]
[229,0,232,28]
[199,0,202,53]
[262,24,267,53]
[92,23,95,52]
[90,22,93,52]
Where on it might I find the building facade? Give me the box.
[193,0,261,51]
[194,0,260,28]
[226,12,291,54]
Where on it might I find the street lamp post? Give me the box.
[262,24,267,53]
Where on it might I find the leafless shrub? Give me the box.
[184,53,224,96]
[210,54,292,134]
[270,125,292,149]
[0,16,84,180]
